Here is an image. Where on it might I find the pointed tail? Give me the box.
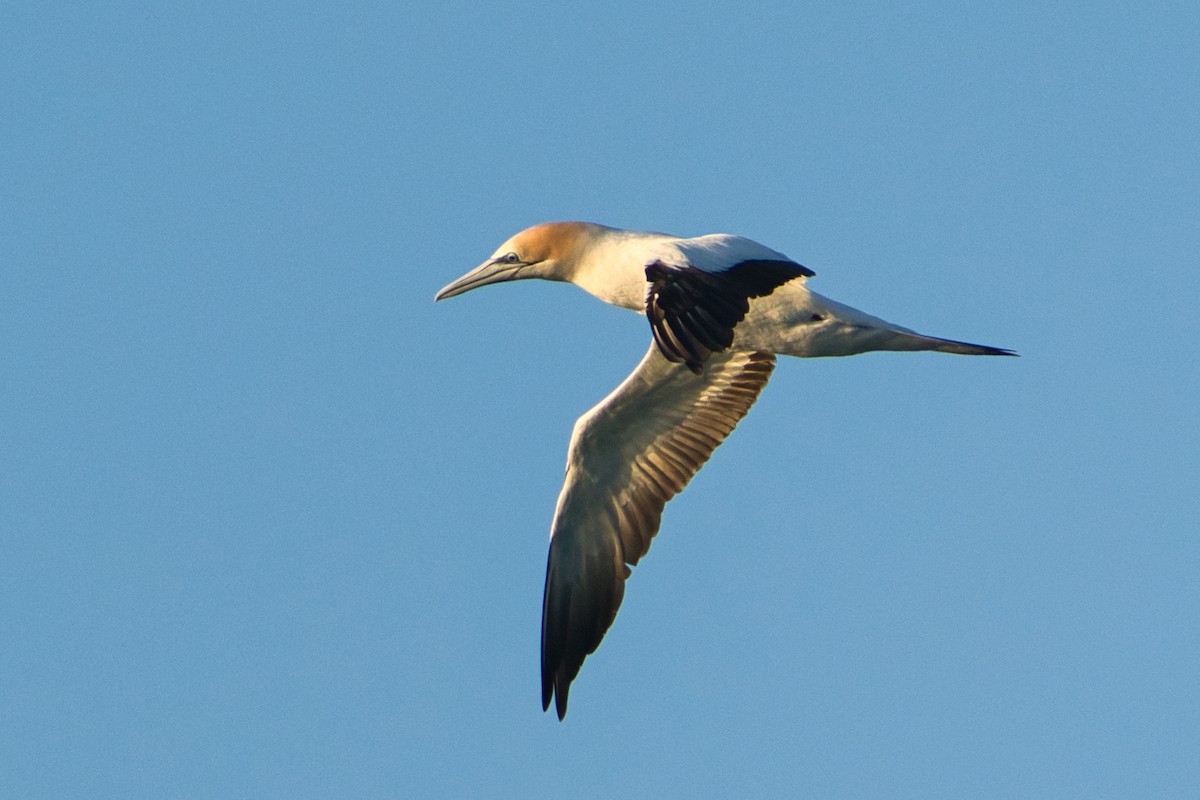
[900,332,1018,357]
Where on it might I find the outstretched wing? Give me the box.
[645,236,813,374]
[541,343,776,719]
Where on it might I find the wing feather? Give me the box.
[646,259,812,373]
[541,344,775,718]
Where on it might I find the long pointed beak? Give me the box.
[434,260,524,301]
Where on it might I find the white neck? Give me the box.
[570,229,676,312]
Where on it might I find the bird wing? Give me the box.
[541,343,776,719]
[645,239,813,373]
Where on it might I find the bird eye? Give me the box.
[502,252,521,264]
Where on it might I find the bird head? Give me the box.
[434,221,601,301]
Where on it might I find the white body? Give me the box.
[548,225,988,359]
[435,221,1014,720]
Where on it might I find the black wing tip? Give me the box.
[541,674,570,720]
[724,258,814,287]
[555,685,569,720]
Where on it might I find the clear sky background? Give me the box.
[2,2,1197,798]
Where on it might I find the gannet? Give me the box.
[435,221,1015,719]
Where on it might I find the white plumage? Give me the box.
[435,221,1014,719]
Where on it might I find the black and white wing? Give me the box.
[541,343,776,719]
[645,235,813,373]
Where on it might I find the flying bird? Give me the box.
[435,221,1014,719]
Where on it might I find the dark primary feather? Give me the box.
[646,259,813,374]
[541,345,776,719]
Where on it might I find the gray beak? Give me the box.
[434,260,524,301]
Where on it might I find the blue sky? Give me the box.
[2,2,1197,797]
